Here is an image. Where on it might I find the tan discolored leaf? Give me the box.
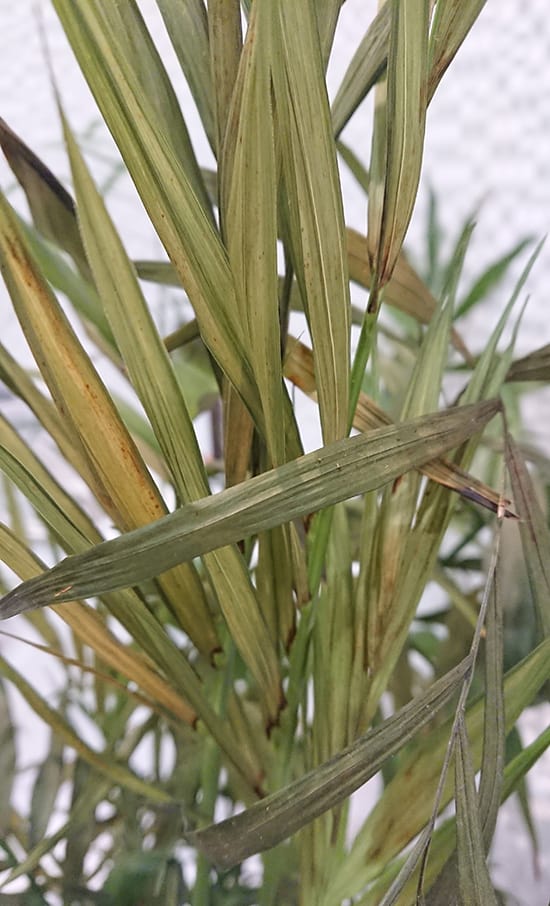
[0,185,218,654]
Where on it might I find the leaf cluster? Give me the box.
[0,3,548,905]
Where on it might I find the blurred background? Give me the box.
[1,3,549,903]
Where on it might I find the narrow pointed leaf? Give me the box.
[428,1,487,103]
[0,117,90,279]
[369,723,550,906]
[456,237,533,319]
[331,4,390,137]
[455,716,498,905]
[0,184,218,653]
[0,528,261,793]
[325,639,550,904]
[0,400,498,616]
[64,111,282,723]
[272,0,350,442]
[156,0,216,152]
[209,0,243,155]
[95,1,213,220]
[284,338,511,516]
[0,654,171,804]
[221,1,290,466]
[188,657,470,868]
[369,0,430,289]
[51,0,270,438]
[505,430,550,637]
[0,339,97,487]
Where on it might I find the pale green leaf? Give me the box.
[95,0,213,221]
[209,0,243,156]
[221,2,287,465]
[51,0,271,441]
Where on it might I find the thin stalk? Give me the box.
[308,295,380,596]
[192,643,237,906]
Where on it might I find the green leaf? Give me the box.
[0,653,171,804]
[324,638,550,904]
[428,1,487,103]
[0,679,16,836]
[455,715,498,905]
[272,0,350,443]
[456,237,533,319]
[0,400,499,614]
[64,110,283,723]
[505,430,550,638]
[0,184,218,653]
[93,0,214,222]
[331,4,390,137]
[156,0,216,152]
[188,657,470,868]
[368,0,430,292]
[366,722,550,905]
[51,0,270,441]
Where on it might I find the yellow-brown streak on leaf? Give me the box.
[284,337,515,518]
[0,191,219,655]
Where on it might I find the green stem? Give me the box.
[192,643,236,906]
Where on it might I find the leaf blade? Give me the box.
[0,400,499,616]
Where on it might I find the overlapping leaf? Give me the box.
[0,400,498,615]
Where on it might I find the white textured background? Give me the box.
[1,2,549,903]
